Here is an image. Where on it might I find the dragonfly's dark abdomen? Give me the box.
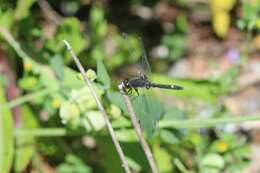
[149,83,183,90]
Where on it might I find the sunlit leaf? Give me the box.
[14,0,36,20]
[0,10,14,29]
[50,55,64,80]
[58,154,92,173]
[14,105,39,172]
[154,146,173,172]
[0,84,14,173]
[150,74,219,102]
[200,153,224,173]
[97,58,111,88]
[45,17,88,63]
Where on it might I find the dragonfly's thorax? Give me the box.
[128,78,151,88]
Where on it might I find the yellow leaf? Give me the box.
[212,12,230,38]
[210,0,236,12]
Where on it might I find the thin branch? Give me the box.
[63,40,131,173]
[118,84,159,173]
[0,27,30,60]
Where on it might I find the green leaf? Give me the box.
[160,129,180,144]
[150,74,219,102]
[89,5,107,40]
[83,111,106,131]
[154,146,173,172]
[50,55,64,80]
[97,58,111,88]
[115,129,138,142]
[14,0,36,20]
[97,136,149,172]
[45,17,88,63]
[106,91,126,112]
[132,93,163,137]
[0,9,14,29]
[0,84,14,173]
[14,105,39,172]
[62,67,85,89]
[200,153,224,173]
[18,76,41,91]
[162,34,187,59]
[58,154,92,173]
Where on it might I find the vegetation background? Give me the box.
[0,0,259,172]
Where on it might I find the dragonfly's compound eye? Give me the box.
[122,79,130,88]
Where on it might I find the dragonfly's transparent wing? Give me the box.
[122,34,151,77]
[131,90,163,137]
[138,37,152,77]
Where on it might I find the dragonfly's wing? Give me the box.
[131,90,163,137]
[139,37,152,77]
[122,34,151,78]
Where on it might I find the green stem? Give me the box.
[173,158,192,173]
[159,115,260,129]
[0,27,30,60]
[14,128,84,137]
[0,87,58,111]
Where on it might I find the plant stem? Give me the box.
[63,40,132,173]
[118,85,159,173]
[159,115,260,129]
[14,128,84,137]
[0,87,58,111]
[0,27,30,60]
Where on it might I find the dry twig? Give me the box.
[118,84,159,173]
[63,40,131,173]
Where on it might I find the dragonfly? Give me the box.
[120,35,183,137]
[121,36,183,95]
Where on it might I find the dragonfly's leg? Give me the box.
[134,88,139,96]
[127,88,132,95]
[145,83,150,89]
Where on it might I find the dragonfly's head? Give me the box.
[122,79,130,89]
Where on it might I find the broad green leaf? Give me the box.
[132,93,163,138]
[14,105,39,172]
[50,55,64,80]
[97,58,111,88]
[150,74,219,102]
[14,0,36,20]
[154,146,173,172]
[0,84,14,173]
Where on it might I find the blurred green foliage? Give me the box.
[0,0,258,173]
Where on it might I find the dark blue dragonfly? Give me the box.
[121,35,183,137]
[122,36,183,95]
